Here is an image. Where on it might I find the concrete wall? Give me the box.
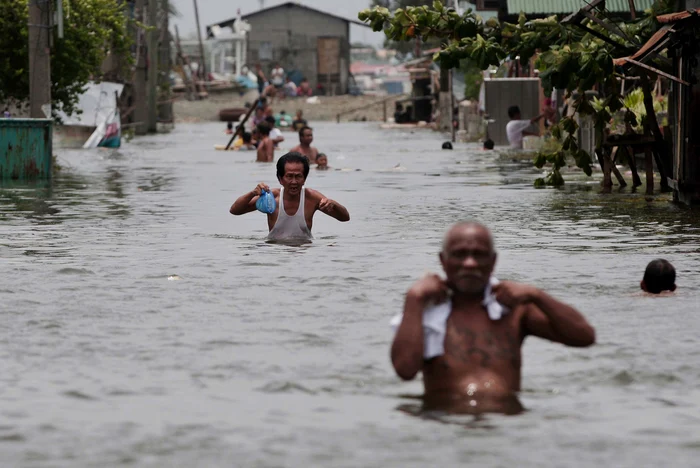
[245,6,350,93]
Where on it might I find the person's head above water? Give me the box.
[226,122,233,130]
[276,152,310,194]
[265,115,276,127]
[442,141,453,150]
[483,139,495,150]
[299,126,313,145]
[242,131,252,143]
[257,122,271,136]
[508,105,521,120]
[316,153,328,168]
[439,222,497,296]
[641,259,676,294]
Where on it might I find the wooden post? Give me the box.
[605,146,627,187]
[645,147,654,195]
[450,69,456,143]
[383,100,387,122]
[224,98,260,150]
[627,0,637,20]
[624,146,643,187]
[193,0,207,81]
[600,148,613,190]
[28,0,52,118]
[639,73,670,191]
[597,129,612,190]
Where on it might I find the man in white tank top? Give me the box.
[229,152,350,241]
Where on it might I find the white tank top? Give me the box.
[267,187,313,241]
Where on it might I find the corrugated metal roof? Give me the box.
[506,0,655,15]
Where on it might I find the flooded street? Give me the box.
[2,122,700,467]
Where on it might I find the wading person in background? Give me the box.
[394,103,410,123]
[265,116,285,148]
[391,222,595,414]
[315,153,329,170]
[229,152,350,241]
[256,122,274,163]
[235,132,256,151]
[292,110,307,131]
[255,63,267,96]
[297,78,313,97]
[252,106,266,129]
[506,105,545,149]
[290,126,318,163]
[271,63,285,92]
[641,259,676,294]
[283,77,298,99]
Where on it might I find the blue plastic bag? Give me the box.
[255,190,276,214]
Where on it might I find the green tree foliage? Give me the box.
[461,58,482,100]
[0,0,131,119]
[370,0,438,55]
[360,0,675,186]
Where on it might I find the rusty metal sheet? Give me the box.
[0,119,53,180]
[658,8,700,24]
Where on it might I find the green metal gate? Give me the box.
[0,119,53,180]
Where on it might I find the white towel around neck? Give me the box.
[389,277,508,359]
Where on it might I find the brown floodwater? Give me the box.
[2,122,700,467]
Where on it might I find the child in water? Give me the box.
[316,153,329,170]
[236,132,256,151]
[641,259,676,294]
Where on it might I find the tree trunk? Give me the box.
[438,66,451,132]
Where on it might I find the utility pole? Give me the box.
[147,0,158,132]
[193,0,207,81]
[159,0,173,123]
[28,0,52,118]
[437,0,458,133]
[134,0,148,135]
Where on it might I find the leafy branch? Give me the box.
[359,0,674,186]
[0,0,132,120]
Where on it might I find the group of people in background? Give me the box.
[255,63,316,103]
[224,98,328,169]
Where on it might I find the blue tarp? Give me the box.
[236,76,257,89]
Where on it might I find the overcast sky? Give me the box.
[170,0,386,46]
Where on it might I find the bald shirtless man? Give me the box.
[229,152,349,241]
[290,126,318,163]
[391,222,595,414]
